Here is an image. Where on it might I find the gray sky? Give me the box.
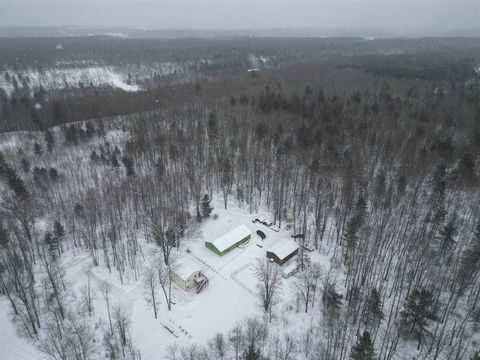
[0,1,478,32]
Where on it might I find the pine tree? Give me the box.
[44,232,58,259]
[44,129,55,152]
[34,142,42,156]
[343,215,360,265]
[242,343,261,360]
[111,154,120,168]
[457,222,480,293]
[323,282,343,316]
[122,156,135,176]
[431,164,447,225]
[7,170,29,198]
[400,288,438,349]
[54,220,65,246]
[458,153,475,183]
[201,194,213,218]
[438,216,457,254]
[364,288,384,328]
[350,331,376,360]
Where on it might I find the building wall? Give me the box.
[171,272,187,291]
[205,234,251,256]
[171,270,202,291]
[266,247,298,265]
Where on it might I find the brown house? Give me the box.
[266,240,299,265]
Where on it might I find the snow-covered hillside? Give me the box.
[0,61,197,96]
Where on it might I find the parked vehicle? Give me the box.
[303,243,315,252]
[269,226,280,232]
[291,233,305,239]
[256,230,266,240]
[253,216,273,227]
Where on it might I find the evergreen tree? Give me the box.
[207,112,218,141]
[438,216,457,254]
[52,101,66,125]
[122,156,135,176]
[20,157,30,173]
[458,153,475,183]
[343,215,360,264]
[111,154,120,168]
[322,282,343,316]
[44,129,55,152]
[350,331,376,360]
[201,194,213,218]
[364,288,384,328]
[242,342,261,360]
[44,232,58,259]
[7,170,29,198]
[34,142,42,156]
[457,222,480,292]
[400,288,438,348]
[431,164,447,225]
[54,220,65,243]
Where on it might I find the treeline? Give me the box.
[355,53,478,81]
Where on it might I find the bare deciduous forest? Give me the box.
[0,35,479,360]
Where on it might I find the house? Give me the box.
[266,239,299,265]
[205,225,252,256]
[171,258,204,291]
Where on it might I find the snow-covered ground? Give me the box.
[0,196,330,360]
[0,66,141,95]
[131,200,329,358]
[0,300,47,360]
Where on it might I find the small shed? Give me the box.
[171,259,203,291]
[205,225,252,256]
[266,240,299,265]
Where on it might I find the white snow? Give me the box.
[0,299,46,360]
[206,224,252,253]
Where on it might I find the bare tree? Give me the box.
[143,264,159,318]
[80,269,94,317]
[229,323,244,360]
[254,259,282,321]
[156,257,176,311]
[293,262,323,313]
[100,281,113,335]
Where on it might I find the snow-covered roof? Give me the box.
[174,258,202,281]
[282,262,298,274]
[208,225,252,253]
[268,240,299,260]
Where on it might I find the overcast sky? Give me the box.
[0,1,478,32]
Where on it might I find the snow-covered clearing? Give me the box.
[0,66,141,95]
[3,196,330,360]
[130,199,329,359]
